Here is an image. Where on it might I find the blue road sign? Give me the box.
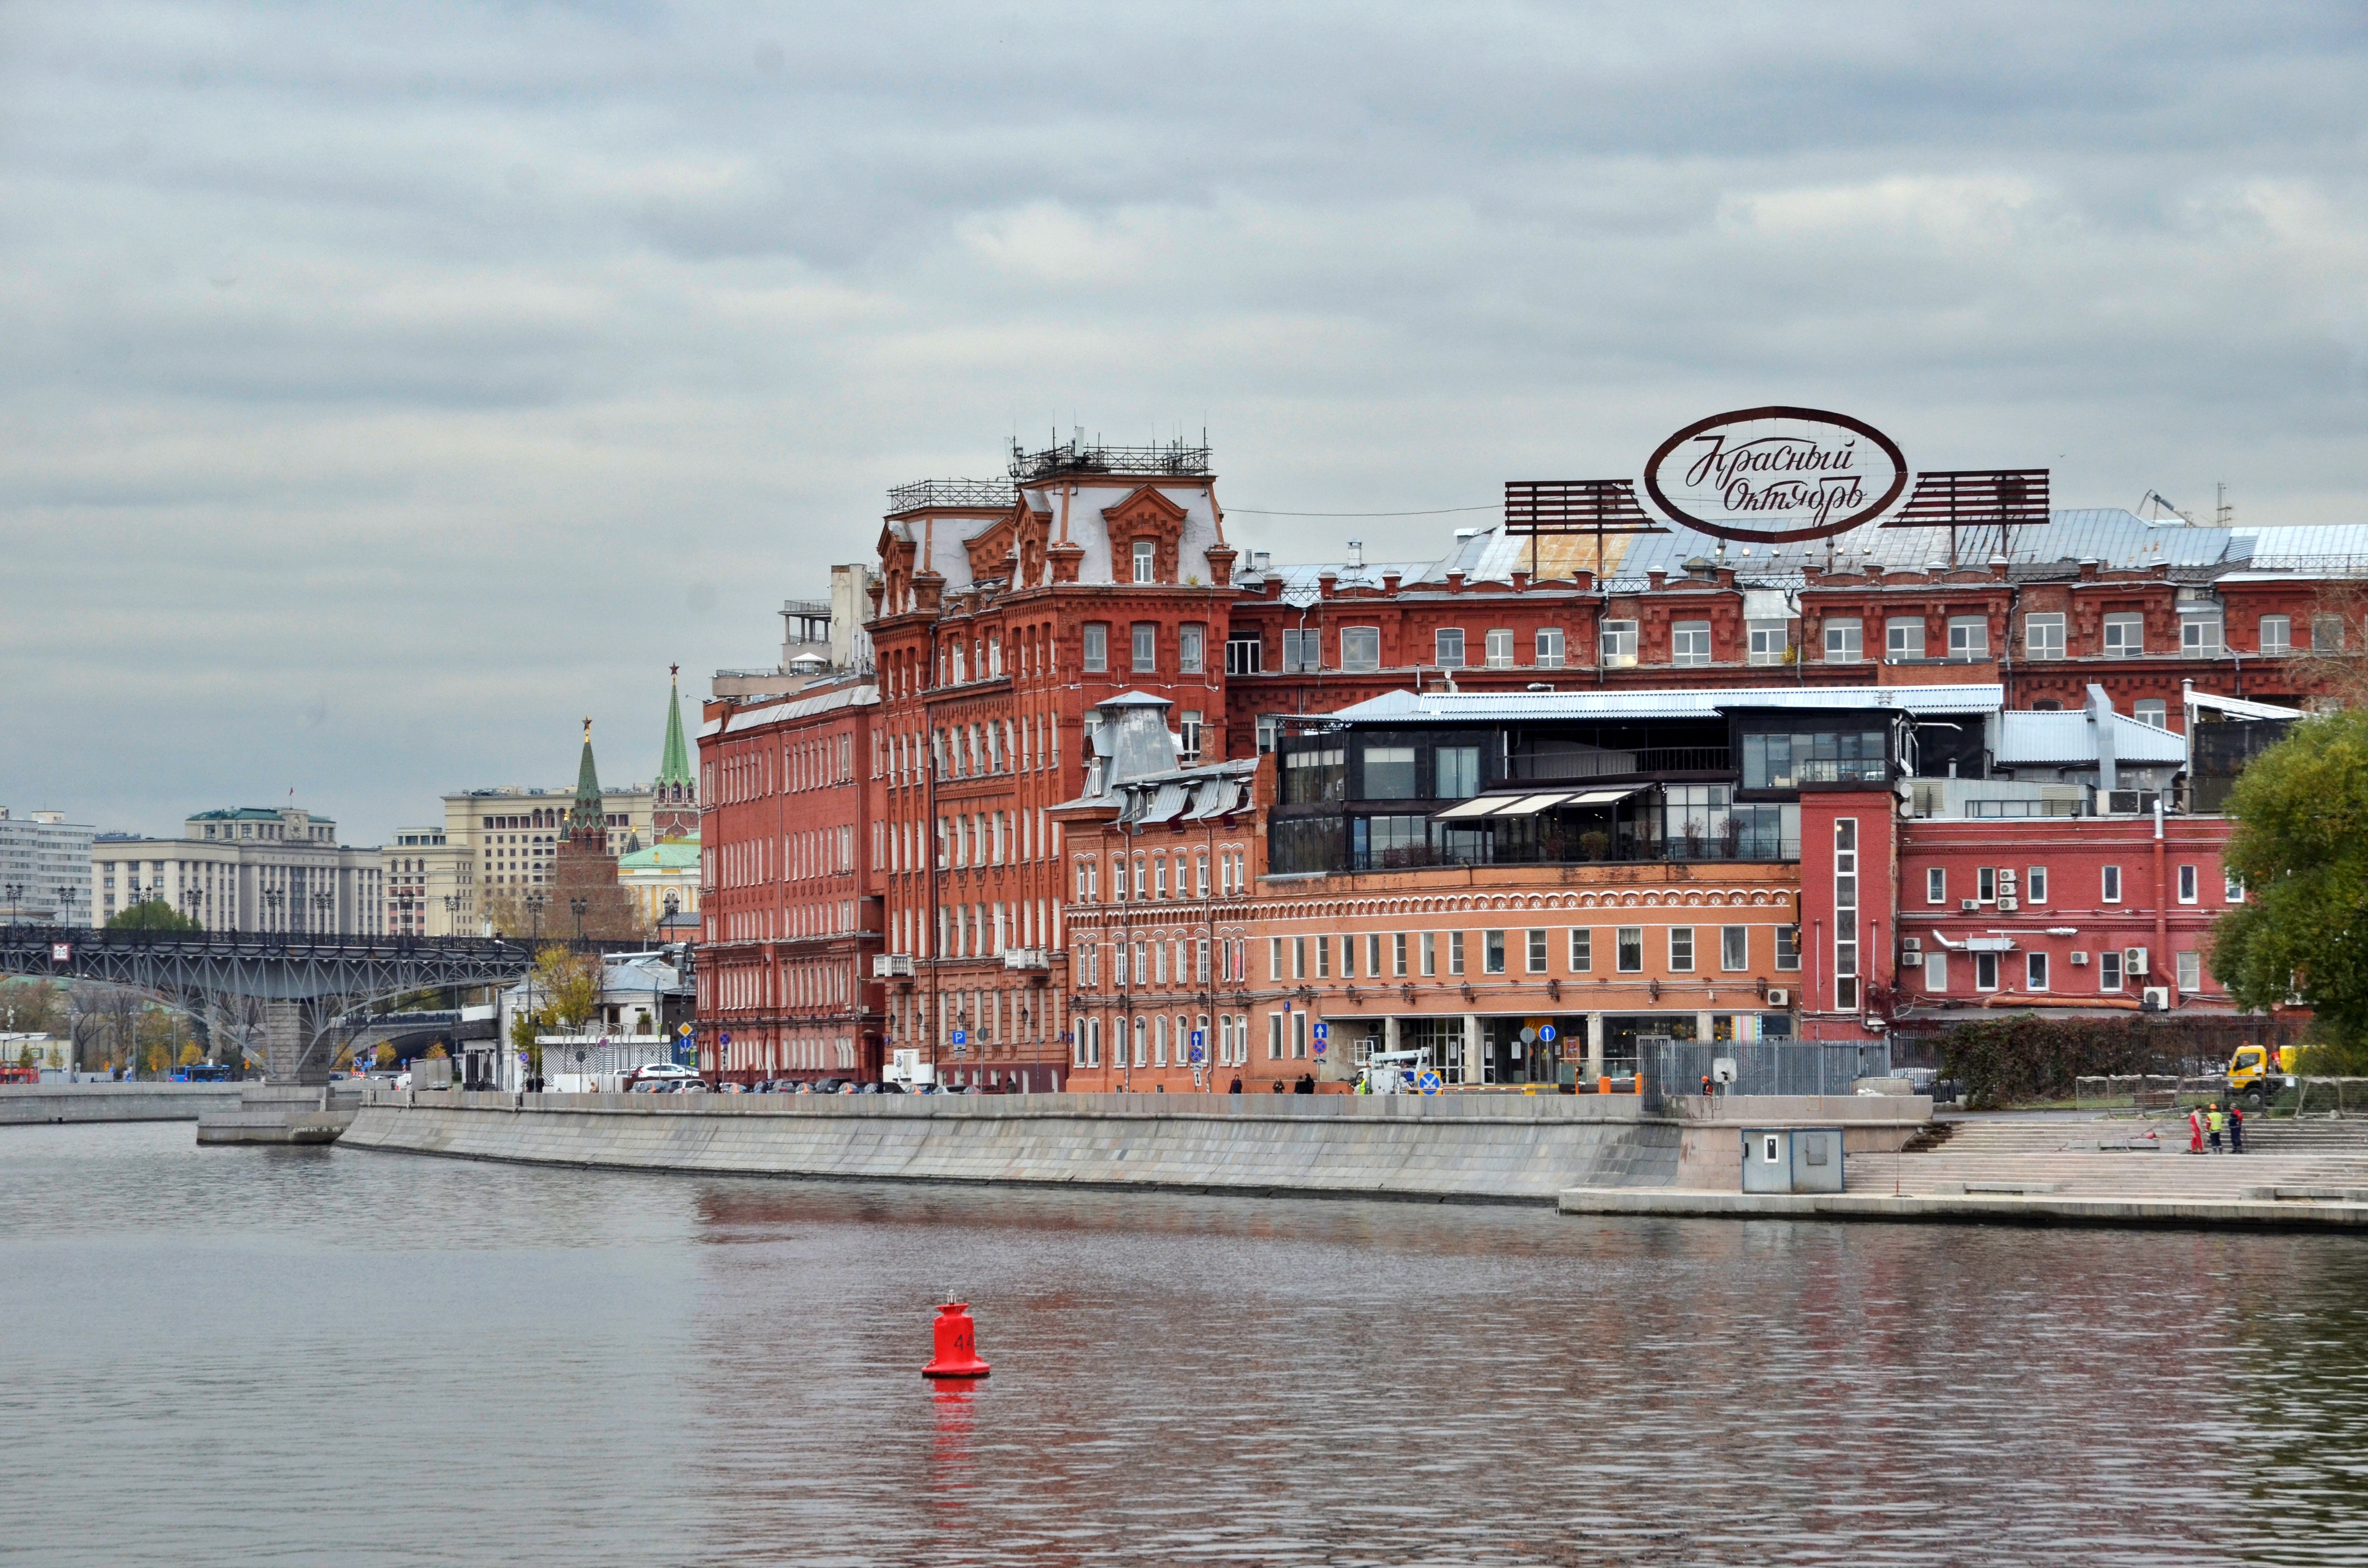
[719,1032,732,1046]
[951,1030,967,1045]
[1418,1069,1443,1095]
[1190,1029,1205,1049]
[1539,1024,1556,1043]
[1311,1021,1329,1041]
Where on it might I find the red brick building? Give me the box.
[693,680,884,1083]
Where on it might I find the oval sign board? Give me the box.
[1643,405,1907,544]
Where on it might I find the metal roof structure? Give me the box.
[701,681,879,738]
[1996,712,2188,767]
[1328,685,2004,725]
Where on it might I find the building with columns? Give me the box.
[90,806,382,933]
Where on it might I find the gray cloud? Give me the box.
[2,0,2363,842]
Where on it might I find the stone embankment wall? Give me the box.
[341,1090,1930,1202]
[0,1082,246,1125]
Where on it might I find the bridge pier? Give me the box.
[263,1000,329,1086]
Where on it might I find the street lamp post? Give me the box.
[443,893,462,937]
[312,889,334,938]
[3,882,23,924]
[570,897,587,947]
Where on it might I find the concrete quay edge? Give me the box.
[0,1082,246,1125]
[1556,1186,2368,1232]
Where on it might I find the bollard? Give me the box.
[1598,1075,1610,1095]
[923,1302,991,1380]
[1634,1073,1645,1096]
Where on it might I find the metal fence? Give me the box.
[1639,1037,1892,1098]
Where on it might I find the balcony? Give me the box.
[1347,830,1800,873]
[1505,746,1731,782]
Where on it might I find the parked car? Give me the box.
[811,1078,846,1095]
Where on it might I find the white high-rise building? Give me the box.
[0,808,96,925]
[90,806,382,934]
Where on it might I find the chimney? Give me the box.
[2078,558,2101,582]
[1263,575,1284,600]
[1510,569,1529,592]
[1382,570,1402,594]
[1572,569,1593,592]
[1445,570,1466,594]
[1648,570,1667,592]
[1715,566,1736,589]
[1318,570,1338,599]
[1347,539,1364,569]
[1989,553,2010,582]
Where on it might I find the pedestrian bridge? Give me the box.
[0,927,553,1084]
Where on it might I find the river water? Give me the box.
[7,1122,2368,1566]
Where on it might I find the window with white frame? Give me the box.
[1721,926,1747,971]
[2100,949,2123,991]
[2314,614,2347,652]
[2103,613,2144,657]
[2026,865,2047,902]
[2178,864,2197,903]
[2177,951,2201,992]
[1083,624,1108,672]
[1179,625,1205,674]
[2027,951,2049,992]
[1340,626,1380,672]
[1834,819,1860,1010]
[1536,627,1566,668]
[1180,711,1203,762]
[1132,539,1156,584]
[1927,867,1946,904]
[1886,617,1925,661]
[1526,929,1548,974]
[1434,627,1466,668]
[1776,925,1800,970]
[1924,952,1948,992]
[1824,618,1863,662]
[1974,951,1999,992]
[2102,865,2122,902]
[1132,623,1157,673]
[2024,613,2065,660]
[2134,700,2167,729]
[2226,869,2245,903]
[1947,616,1989,660]
[1570,928,1591,972]
[1282,628,1321,673]
[1747,620,1788,665]
[2258,615,2291,656]
[1484,628,1515,669]
[2181,611,2223,655]
[1669,926,1695,972]
[1601,621,1638,667]
[1671,622,1712,666]
[1616,926,1642,972]
[1225,633,1264,674]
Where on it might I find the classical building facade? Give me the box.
[91,807,382,933]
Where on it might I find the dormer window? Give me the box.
[1132,539,1156,583]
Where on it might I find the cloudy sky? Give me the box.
[3,1,2363,843]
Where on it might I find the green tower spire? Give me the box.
[657,664,692,791]
[566,717,606,841]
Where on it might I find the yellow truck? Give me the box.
[2228,1043,2299,1108]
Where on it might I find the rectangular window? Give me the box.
[1721,926,1748,972]
[1536,627,1566,669]
[1283,628,1321,674]
[2102,865,2122,903]
[2026,865,2047,903]
[1526,929,1548,974]
[1340,626,1380,672]
[1924,952,1948,992]
[1776,926,1800,971]
[1179,625,1205,674]
[1293,937,1307,980]
[1977,866,1997,903]
[2134,700,2167,729]
[1225,634,1264,674]
[1569,928,1592,972]
[1834,818,1860,1011]
[1448,931,1466,976]
[1366,933,1381,976]
[1484,628,1515,669]
[1671,621,1712,666]
[2024,613,2065,660]
[1886,617,1925,661]
[1669,926,1694,972]
[1601,621,1638,667]
[2100,949,2123,991]
[1616,927,1642,972]
[1947,616,1989,660]
[2027,951,2049,992]
[1420,932,1437,977]
[1293,1013,1308,1059]
[1434,627,1466,668]
[2181,613,2224,656]
[2178,864,2198,904]
[1362,746,1418,799]
[2177,950,2202,992]
[1483,930,1506,975]
[2313,614,2347,652]
[2226,869,2245,903]
[1974,951,1999,992]
[2103,613,2144,657]
[1132,539,1156,583]
[1393,933,1408,977]
[1747,620,1788,666]
[1435,746,1480,799]
[1926,867,1946,904]
[1823,618,1863,662]
[1180,711,1203,763]
[1269,937,1283,980]
[2258,615,2291,656]
[1132,623,1157,673]
[1268,1014,1283,1060]
[1083,625,1109,673]
[1316,935,1331,979]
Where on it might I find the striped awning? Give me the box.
[1431,784,1644,821]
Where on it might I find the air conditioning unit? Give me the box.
[2124,945,2149,977]
[1900,937,1923,953]
[1765,989,1790,1007]
[2141,986,2172,1011]
[1997,870,2018,888]
[1961,899,1980,912]
[1997,897,2019,912]
[2068,950,2090,966]
[873,954,915,979]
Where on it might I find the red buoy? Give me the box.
[923,1302,991,1379]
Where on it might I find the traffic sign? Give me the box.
[678,1022,693,1037]
[1187,1042,1204,1064]
[1311,1021,1329,1041]
[1417,1069,1443,1095]
[1190,1029,1205,1050]
[1539,1024,1556,1043]
[951,1029,967,1045]
[719,1032,732,1046]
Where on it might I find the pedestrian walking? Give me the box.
[2230,1104,2245,1154]
[2189,1105,2205,1154]
[2207,1104,2226,1153]
[1228,1075,1242,1095]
